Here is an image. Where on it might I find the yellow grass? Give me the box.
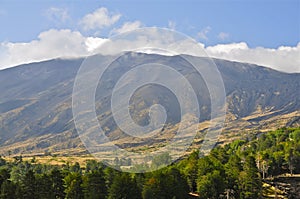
[4,155,96,167]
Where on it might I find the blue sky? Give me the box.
[0,0,299,47]
[0,0,299,72]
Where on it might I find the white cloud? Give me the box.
[92,28,205,56]
[45,7,70,23]
[79,7,121,31]
[111,21,142,35]
[0,28,299,73]
[197,26,211,40]
[206,42,248,54]
[0,29,107,70]
[217,32,229,40]
[85,37,108,52]
[206,42,300,73]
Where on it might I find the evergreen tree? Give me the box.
[197,170,225,199]
[225,154,242,198]
[83,169,107,199]
[36,173,54,199]
[0,168,10,187]
[108,172,140,199]
[142,176,163,199]
[104,167,119,188]
[166,168,189,198]
[0,180,17,199]
[50,168,65,199]
[238,156,262,199]
[142,168,189,199]
[182,151,199,192]
[70,162,82,173]
[64,172,84,199]
[86,160,103,173]
[0,157,5,167]
[21,169,37,199]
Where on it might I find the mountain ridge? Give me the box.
[0,53,299,155]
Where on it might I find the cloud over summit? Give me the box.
[0,7,299,73]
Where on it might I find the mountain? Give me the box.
[0,53,299,155]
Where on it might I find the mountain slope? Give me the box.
[0,53,299,155]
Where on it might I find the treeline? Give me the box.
[0,127,299,199]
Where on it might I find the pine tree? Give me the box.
[197,170,225,199]
[183,151,199,192]
[108,173,140,199]
[0,168,10,188]
[142,168,189,199]
[0,180,17,199]
[238,156,262,199]
[64,172,84,199]
[83,169,107,199]
[225,154,242,198]
[36,173,54,199]
[50,168,65,199]
[21,170,37,199]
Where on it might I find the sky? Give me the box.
[0,0,299,72]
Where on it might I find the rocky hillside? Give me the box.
[0,53,299,155]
